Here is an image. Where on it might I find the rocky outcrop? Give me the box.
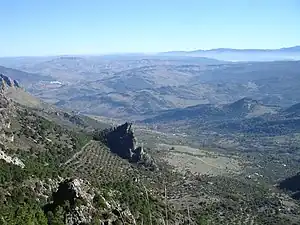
[1,74,20,89]
[0,74,19,134]
[94,122,157,170]
[0,150,25,168]
[106,122,138,159]
[279,173,300,200]
[44,178,137,225]
[43,178,96,225]
[52,178,91,206]
[0,81,16,144]
[62,112,87,127]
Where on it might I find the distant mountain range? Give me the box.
[163,46,300,54]
[160,46,300,61]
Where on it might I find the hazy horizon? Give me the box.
[0,45,299,59]
[1,0,300,57]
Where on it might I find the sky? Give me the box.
[0,0,300,56]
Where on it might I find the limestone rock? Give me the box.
[94,122,158,170]
[0,74,20,89]
[44,178,137,225]
[0,149,25,168]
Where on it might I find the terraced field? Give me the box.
[64,140,135,184]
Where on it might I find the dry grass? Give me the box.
[157,143,243,175]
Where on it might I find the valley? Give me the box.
[1,54,300,224]
[157,143,243,175]
[1,59,300,119]
[2,1,300,224]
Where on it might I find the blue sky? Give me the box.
[1,0,300,56]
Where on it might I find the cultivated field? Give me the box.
[64,140,134,184]
[157,143,244,175]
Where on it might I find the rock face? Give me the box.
[0,74,20,89]
[106,122,138,159]
[94,122,157,170]
[279,173,300,200]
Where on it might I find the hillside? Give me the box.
[141,97,300,154]
[141,95,300,192]
[1,73,110,132]
[28,60,300,119]
[0,66,53,88]
[3,1,300,224]
[0,76,182,224]
[143,97,280,124]
[1,75,300,224]
[285,103,300,116]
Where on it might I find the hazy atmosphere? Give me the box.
[1,0,300,56]
[1,1,300,225]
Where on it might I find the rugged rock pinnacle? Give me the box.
[93,122,158,170]
[0,74,20,89]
